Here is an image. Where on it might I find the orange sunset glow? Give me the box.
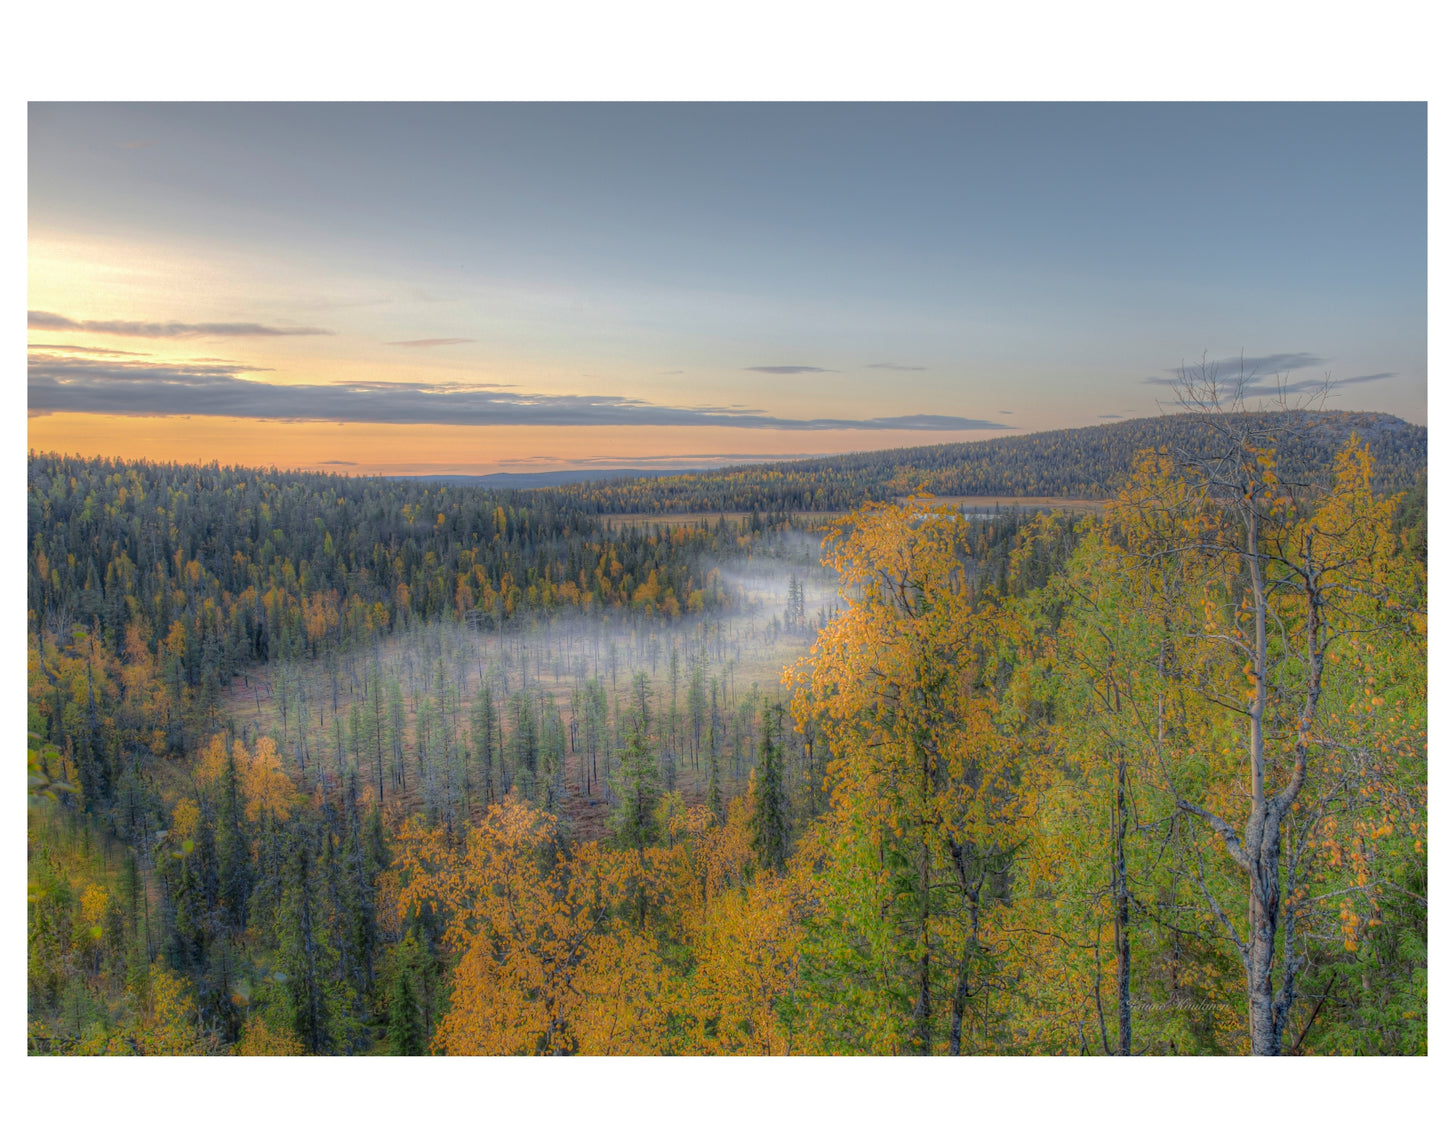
[25,413,996,476]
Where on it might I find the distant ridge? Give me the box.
[387,468,708,489]
[535,410,1426,513]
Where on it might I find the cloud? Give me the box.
[1097,414,1123,419]
[998,410,1013,415]
[867,362,926,371]
[385,337,476,348]
[319,460,358,465]
[1147,352,1329,387]
[29,343,152,357]
[1334,372,1397,385]
[1268,371,1400,394]
[1156,353,1327,379]
[744,365,838,375]
[28,355,1013,432]
[1145,365,1400,398]
[1223,352,1326,374]
[30,356,269,381]
[28,310,334,338]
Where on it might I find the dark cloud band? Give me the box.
[29,310,333,338]
[1144,368,1399,397]
[1217,352,1326,374]
[1153,353,1327,379]
[28,343,152,357]
[28,355,1010,432]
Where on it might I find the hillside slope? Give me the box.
[538,410,1426,513]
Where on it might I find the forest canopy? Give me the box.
[27,410,1427,1055]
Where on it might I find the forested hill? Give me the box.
[26,452,775,740]
[539,411,1426,513]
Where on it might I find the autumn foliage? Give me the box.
[28,422,1426,1055]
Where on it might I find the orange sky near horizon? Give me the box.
[26,412,997,476]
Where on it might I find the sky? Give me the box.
[27,102,1427,475]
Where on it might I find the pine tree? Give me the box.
[216,739,253,931]
[280,824,331,1054]
[751,706,789,870]
[387,929,426,1055]
[508,691,538,802]
[470,681,497,806]
[387,676,407,793]
[706,737,723,823]
[610,701,661,852]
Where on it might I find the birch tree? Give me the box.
[1113,370,1425,1054]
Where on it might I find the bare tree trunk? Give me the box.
[911,795,932,1054]
[1114,737,1132,1056]
[1179,510,1321,1055]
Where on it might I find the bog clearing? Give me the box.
[219,549,841,842]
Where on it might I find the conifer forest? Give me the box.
[27,407,1427,1056]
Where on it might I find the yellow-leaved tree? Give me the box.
[785,499,1034,1054]
[393,796,676,1054]
[1089,378,1427,1055]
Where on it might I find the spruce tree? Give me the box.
[752,706,790,870]
[610,697,661,852]
[387,930,426,1055]
[280,825,331,1054]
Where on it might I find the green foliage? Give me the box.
[26,417,1427,1057]
[384,929,428,1055]
[751,709,790,870]
[610,721,662,850]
